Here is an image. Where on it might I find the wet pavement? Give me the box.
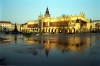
[0,33,100,66]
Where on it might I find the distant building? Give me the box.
[92,20,100,30]
[0,21,12,32]
[21,7,92,33]
[0,21,22,32]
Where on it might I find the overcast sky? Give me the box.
[0,0,100,24]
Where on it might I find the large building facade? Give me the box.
[22,7,92,33]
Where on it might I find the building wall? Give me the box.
[21,20,39,33]
[16,24,21,32]
[0,21,12,32]
[75,23,80,32]
[92,20,100,30]
[11,24,14,31]
[0,21,22,32]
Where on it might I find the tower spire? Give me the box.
[44,6,50,18]
[46,6,49,14]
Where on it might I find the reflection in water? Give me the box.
[0,35,12,44]
[0,34,19,44]
[33,50,38,56]
[14,35,17,44]
[0,34,100,65]
[45,43,50,57]
[22,35,91,57]
[0,34,94,55]
[0,40,11,44]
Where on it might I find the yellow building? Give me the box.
[92,20,100,31]
[22,7,92,33]
[0,21,22,32]
[21,20,39,33]
[0,21,12,32]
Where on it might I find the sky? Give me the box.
[0,0,1,19]
[0,0,100,24]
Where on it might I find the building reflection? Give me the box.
[14,35,17,44]
[0,35,21,44]
[23,36,34,44]
[0,35,12,44]
[23,35,90,57]
[0,40,12,44]
[57,37,90,52]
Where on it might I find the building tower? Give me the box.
[38,13,43,33]
[44,6,50,18]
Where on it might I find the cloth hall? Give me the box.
[21,7,92,33]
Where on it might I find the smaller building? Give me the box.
[92,20,100,31]
[0,21,22,33]
[0,21,12,32]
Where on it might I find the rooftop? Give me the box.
[0,21,11,24]
[93,20,100,22]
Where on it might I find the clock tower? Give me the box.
[44,6,50,18]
